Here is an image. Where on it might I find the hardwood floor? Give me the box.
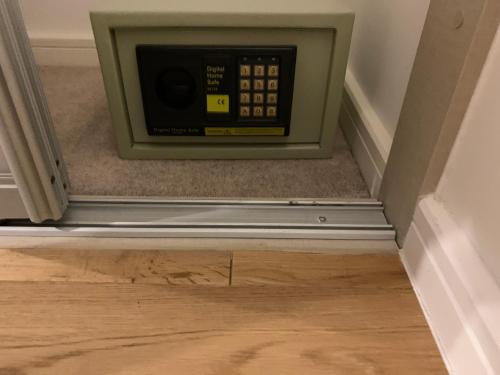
[0,249,446,374]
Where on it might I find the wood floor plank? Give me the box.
[0,250,446,374]
[0,281,446,375]
[0,249,230,286]
[231,251,411,288]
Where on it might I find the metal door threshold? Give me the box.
[0,199,395,240]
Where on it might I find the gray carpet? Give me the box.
[40,66,369,199]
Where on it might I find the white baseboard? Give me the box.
[402,196,500,375]
[0,174,29,219]
[30,37,99,67]
[340,69,392,198]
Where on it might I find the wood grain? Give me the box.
[231,251,411,288]
[0,249,446,374]
[0,249,230,285]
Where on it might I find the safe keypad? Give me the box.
[239,57,279,120]
[137,45,295,137]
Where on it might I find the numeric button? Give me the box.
[253,106,264,117]
[267,93,278,104]
[267,106,277,117]
[240,93,250,104]
[240,106,250,117]
[268,65,279,77]
[254,79,265,91]
[240,65,251,77]
[254,65,265,77]
[240,79,251,91]
[253,93,264,104]
[268,79,278,91]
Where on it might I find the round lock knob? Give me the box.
[156,67,196,110]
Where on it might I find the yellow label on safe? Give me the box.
[206,95,229,113]
[205,127,285,136]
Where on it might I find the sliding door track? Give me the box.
[0,198,395,240]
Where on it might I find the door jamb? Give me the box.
[0,0,68,222]
[380,0,500,245]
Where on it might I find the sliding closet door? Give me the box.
[0,0,68,222]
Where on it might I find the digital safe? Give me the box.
[91,0,354,159]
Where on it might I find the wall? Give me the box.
[435,24,500,283]
[339,1,429,197]
[19,0,99,40]
[347,0,430,138]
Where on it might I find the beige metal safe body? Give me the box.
[91,0,354,159]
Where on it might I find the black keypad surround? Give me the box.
[137,45,296,136]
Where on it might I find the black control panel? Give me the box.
[136,46,296,136]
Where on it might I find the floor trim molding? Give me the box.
[0,172,15,185]
[30,37,99,67]
[402,196,500,375]
[0,173,28,218]
[339,69,392,198]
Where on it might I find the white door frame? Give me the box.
[0,0,68,222]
